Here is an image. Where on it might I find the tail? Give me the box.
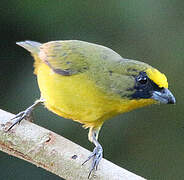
[16,40,42,54]
[17,40,42,75]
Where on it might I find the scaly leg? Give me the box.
[7,98,45,131]
[82,127,103,178]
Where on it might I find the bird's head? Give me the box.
[110,59,176,113]
[121,59,176,105]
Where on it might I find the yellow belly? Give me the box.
[36,63,155,128]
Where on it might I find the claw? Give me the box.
[6,108,32,131]
[82,149,96,165]
[82,145,103,179]
[6,99,44,131]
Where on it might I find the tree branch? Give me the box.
[0,109,146,180]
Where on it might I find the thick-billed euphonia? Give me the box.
[9,40,176,178]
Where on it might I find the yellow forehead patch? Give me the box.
[146,68,168,88]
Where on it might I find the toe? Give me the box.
[83,145,103,179]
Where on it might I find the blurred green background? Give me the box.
[0,0,183,179]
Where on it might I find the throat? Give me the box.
[117,98,156,113]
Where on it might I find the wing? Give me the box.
[39,40,122,76]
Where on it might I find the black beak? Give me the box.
[151,88,176,104]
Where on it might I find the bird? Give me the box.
[8,40,176,178]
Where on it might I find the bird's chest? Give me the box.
[36,63,122,123]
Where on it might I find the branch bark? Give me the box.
[0,109,146,180]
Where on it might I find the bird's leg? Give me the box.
[82,127,103,178]
[7,98,45,131]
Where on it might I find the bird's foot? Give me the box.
[6,106,33,131]
[82,144,103,179]
[6,99,44,131]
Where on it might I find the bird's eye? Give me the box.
[137,76,148,84]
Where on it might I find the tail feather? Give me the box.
[16,40,42,54]
[16,40,42,75]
